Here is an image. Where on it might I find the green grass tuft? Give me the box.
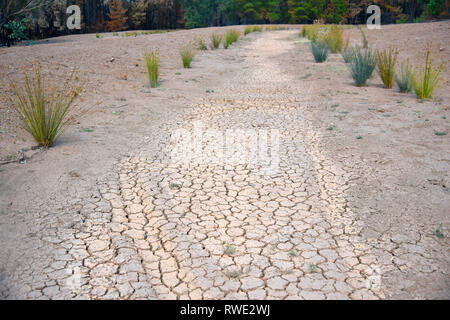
[376,48,398,89]
[210,33,222,49]
[144,49,159,88]
[311,40,329,63]
[180,46,195,68]
[224,30,240,49]
[409,48,444,99]
[9,61,81,147]
[348,47,376,86]
[395,62,413,93]
[194,37,208,51]
[326,25,344,53]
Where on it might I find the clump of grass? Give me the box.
[224,30,240,49]
[180,46,195,68]
[253,25,263,32]
[144,49,159,88]
[342,46,357,63]
[311,39,329,63]
[395,62,413,93]
[194,37,208,51]
[8,61,81,147]
[326,25,344,53]
[376,48,398,89]
[210,33,222,49]
[306,25,322,41]
[244,25,253,35]
[348,47,376,86]
[409,48,445,99]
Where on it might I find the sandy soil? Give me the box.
[0,22,449,300]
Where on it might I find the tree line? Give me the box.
[1,0,449,46]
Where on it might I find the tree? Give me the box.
[129,0,148,29]
[0,0,49,46]
[325,0,348,24]
[105,0,128,32]
[288,0,326,23]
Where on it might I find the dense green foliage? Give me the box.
[4,18,27,43]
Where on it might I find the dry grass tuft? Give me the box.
[9,61,82,147]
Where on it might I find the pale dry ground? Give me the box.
[0,22,449,300]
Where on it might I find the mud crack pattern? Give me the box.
[1,32,447,300]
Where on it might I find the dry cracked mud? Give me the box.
[0,26,449,300]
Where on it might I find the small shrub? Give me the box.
[409,48,445,99]
[395,62,413,93]
[224,30,240,49]
[348,47,376,86]
[96,33,100,38]
[311,40,329,63]
[210,33,222,49]
[4,18,27,43]
[8,61,81,147]
[376,48,398,88]
[180,46,195,68]
[326,25,344,53]
[144,49,159,88]
[194,37,208,51]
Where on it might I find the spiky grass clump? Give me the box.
[194,37,208,51]
[244,26,253,35]
[395,62,413,93]
[311,40,329,63]
[326,25,344,53]
[342,46,358,63]
[253,25,263,32]
[210,33,222,49]
[9,62,81,147]
[409,48,445,99]
[145,49,159,88]
[376,48,398,88]
[224,30,240,49]
[245,25,263,35]
[180,46,195,68]
[348,47,376,86]
[304,25,321,41]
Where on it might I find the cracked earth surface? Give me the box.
[1,29,449,300]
